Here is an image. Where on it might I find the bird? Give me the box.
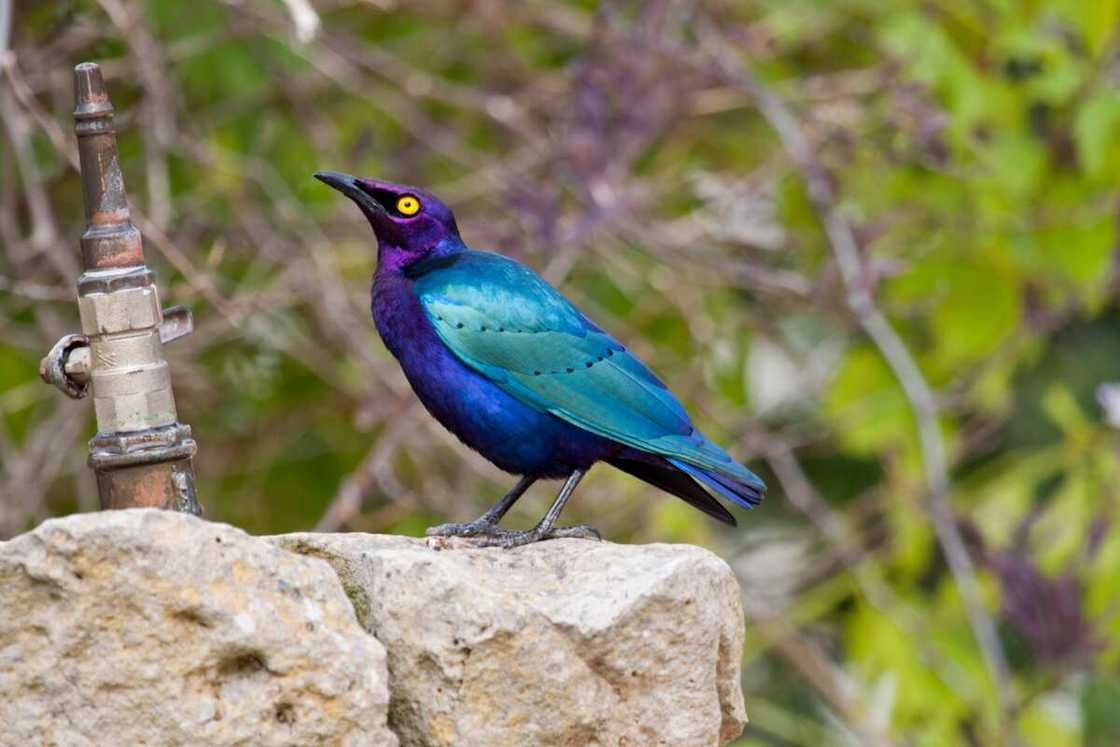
[315,171,766,547]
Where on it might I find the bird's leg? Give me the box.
[473,469,602,549]
[426,475,536,538]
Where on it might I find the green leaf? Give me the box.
[1083,675,1120,746]
[1075,92,1120,179]
[1054,0,1120,58]
[824,347,913,457]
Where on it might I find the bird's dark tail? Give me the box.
[667,458,765,511]
[607,456,737,526]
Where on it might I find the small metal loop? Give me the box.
[39,334,91,399]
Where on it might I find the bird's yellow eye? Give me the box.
[396,195,421,216]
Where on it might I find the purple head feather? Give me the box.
[315,171,460,270]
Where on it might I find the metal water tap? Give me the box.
[39,62,201,515]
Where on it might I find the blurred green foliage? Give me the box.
[2,1,1119,745]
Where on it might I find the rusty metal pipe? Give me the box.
[39,63,201,515]
[73,63,145,270]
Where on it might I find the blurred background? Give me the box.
[2,0,1119,744]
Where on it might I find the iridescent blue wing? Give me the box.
[411,251,764,507]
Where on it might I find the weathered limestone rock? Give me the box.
[0,510,396,747]
[271,533,747,747]
[0,510,746,746]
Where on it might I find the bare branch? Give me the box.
[97,0,177,229]
[280,0,320,44]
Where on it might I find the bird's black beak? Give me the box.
[314,170,386,214]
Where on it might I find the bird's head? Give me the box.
[315,171,460,267]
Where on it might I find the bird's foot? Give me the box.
[425,519,506,538]
[466,523,602,549]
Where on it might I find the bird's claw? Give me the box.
[463,523,602,549]
[426,515,601,549]
[425,519,508,538]
[546,524,602,541]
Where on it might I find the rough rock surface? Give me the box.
[0,510,396,747]
[271,533,747,747]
